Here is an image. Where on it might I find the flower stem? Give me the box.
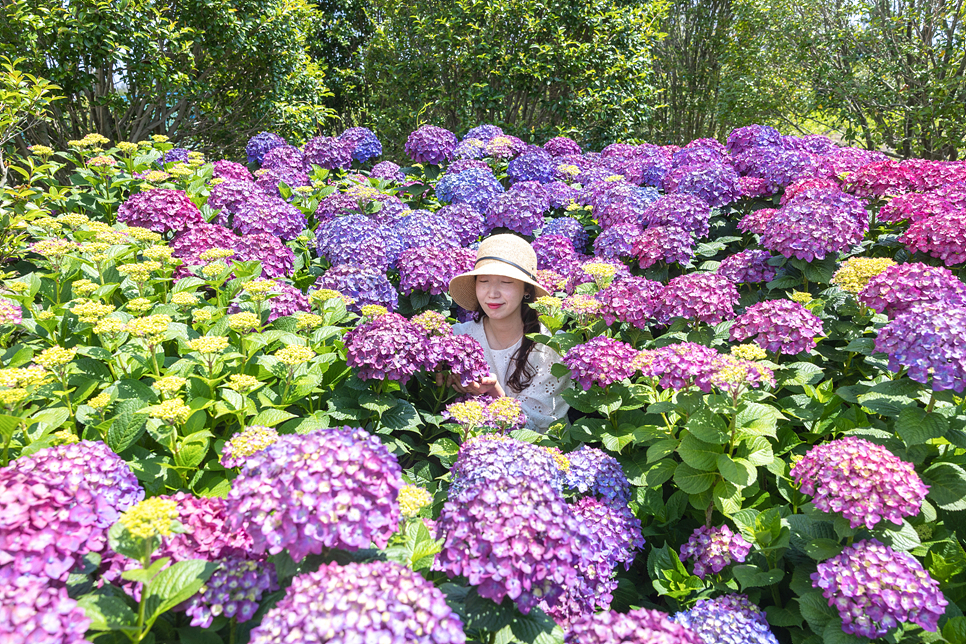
[926,393,936,414]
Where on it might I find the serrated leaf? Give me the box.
[684,408,729,444]
[713,479,742,515]
[733,564,784,588]
[778,362,824,387]
[895,407,948,446]
[924,462,966,511]
[805,538,843,561]
[250,408,297,427]
[76,593,137,631]
[716,454,756,487]
[735,402,782,438]
[143,559,217,625]
[677,433,723,471]
[647,439,678,463]
[798,590,836,630]
[673,463,715,494]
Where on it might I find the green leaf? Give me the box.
[716,454,756,487]
[823,620,867,644]
[677,433,723,471]
[142,559,217,626]
[798,590,837,630]
[895,407,948,446]
[429,439,460,468]
[684,408,729,444]
[107,398,149,453]
[926,538,966,584]
[673,463,715,494]
[778,362,824,387]
[647,439,678,463]
[942,616,966,643]
[107,522,152,562]
[713,479,742,515]
[741,436,774,467]
[76,593,137,631]
[462,590,519,632]
[805,538,844,561]
[733,564,784,589]
[0,414,23,443]
[381,400,421,432]
[765,602,803,628]
[735,402,782,439]
[924,463,966,511]
[250,408,297,427]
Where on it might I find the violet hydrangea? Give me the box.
[449,435,565,497]
[642,193,712,238]
[858,262,965,316]
[233,232,296,279]
[716,249,777,284]
[425,333,490,387]
[338,127,382,163]
[661,273,739,325]
[565,608,702,644]
[302,135,353,171]
[405,125,458,164]
[343,312,430,385]
[565,445,632,508]
[398,245,474,295]
[314,264,399,312]
[673,595,779,644]
[759,190,868,261]
[563,336,640,390]
[0,574,91,644]
[679,525,752,579]
[633,224,695,269]
[729,299,823,355]
[117,188,206,234]
[596,276,664,329]
[246,132,286,165]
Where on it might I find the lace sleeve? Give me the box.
[515,344,571,432]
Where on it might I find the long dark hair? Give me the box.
[476,283,539,393]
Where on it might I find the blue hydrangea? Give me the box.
[316,214,404,270]
[673,595,779,644]
[508,149,556,184]
[438,203,485,246]
[392,210,461,251]
[541,216,589,253]
[246,132,287,165]
[338,127,382,163]
[565,445,632,508]
[436,168,505,212]
[464,124,504,142]
[314,264,399,312]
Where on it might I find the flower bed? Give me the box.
[1,126,965,644]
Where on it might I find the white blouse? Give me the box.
[452,320,571,432]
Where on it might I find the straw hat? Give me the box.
[449,234,549,311]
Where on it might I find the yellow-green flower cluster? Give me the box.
[141,170,171,183]
[69,133,110,148]
[171,292,198,307]
[94,317,126,336]
[151,135,170,143]
[193,309,214,324]
[199,248,235,262]
[831,257,897,294]
[224,374,260,393]
[154,376,187,396]
[88,155,117,168]
[360,305,388,318]
[309,289,354,308]
[150,399,192,425]
[488,397,524,427]
[35,346,77,369]
[28,144,54,157]
[6,281,30,295]
[31,239,75,259]
[117,141,139,154]
[533,296,562,311]
[293,312,324,331]
[118,497,179,540]
[88,392,112,410]
[126,298,153,314]
[275,345,315,365]
[51,429,79,445]
[790,291,814,304]
[731,344,768,361]
[201,262,228,279]
[581,262,617,280]
[126,314,172,340]
[188,336,229,353]
[0,388,28,406]
[143,245,176,263]
[544,446,570,472]
[556,164,580,179]
[58,213,90,228]
[398,485,433,518]
[72,279,98,296]
[71,300,116,323]
[445,400,487,426]
[228,312,260,332]
[0,366,52,388]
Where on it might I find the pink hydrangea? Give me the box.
[900,209,966,266]
[729,299,823,354]
[660,273,739,324]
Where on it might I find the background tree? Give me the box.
[0,56,60,188]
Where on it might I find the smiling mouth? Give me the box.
[487,303,503,309]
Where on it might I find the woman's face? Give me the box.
[475,274,526,321]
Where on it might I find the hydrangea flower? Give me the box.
[874,298,966,392]
[0,298,22,326]
[485,185,548,235]
[735,147,820,192]
[708,354,775,394]
[593,184,655,229]
[221,426,279,468]
[531,234,577,271]
[314,264,398,312]
[316,214,402,270]
[680,525,752,579]
[814,147,889,182]
[405,125,458,164]
[661,273,739,325]
[811,539,946,638]
[878,191,957,224]
[185,557,277,628]
[452,139,487,160]
[900,209,966,266]
[544,136,581,157]
[791,437,927,529]
[438,202,485,245]
[343,312,430,385]
[254,167,310,197]
[633,224,695,269]
[508,149,556,183]
[425,334,490,386]
[830,256,896,294]
[465,124,504,142]
[845,159,917,198]
[398,246,474,295]
[566,608,702,644]
[673,594,779,644]
[858,262,965,315]
[246,132,286,164]
[671,146,726,169]
[117,188,206,234]
[232,193,307,241]
[393,210,461,250]
[0,468,103,581]
[370,160,405,182]
[260,145,305,172]
[0,574,91,644]
[664,162,742,208]
[596,276,664,329]
[212,159,253,182]
[485,135,528,159]
[564,257,632,294]
[234,233,296,278]
[593,222,642,260]
[565,445,632,508]
[738,175,772,198]
[716,249,777,284]
[8,440,142,528]
[302,135,353,170]
[169,222,240,277]
[250,560,466,644]
[737,207,778,235]
[208,179,262,215]
[546,181,578,208]
[636,343,722,392]
[572,496,645,570]
[261,282,311,322]
[642,193,712,238]
[449,435,565,496]
[338,127,382,163]
[730,299,823,355]
[227,427,402,561]
[725,124,783,155]
[435,472,592,614]
[761,190,868,261]
[562,336,640,390]
[436,167,505,212]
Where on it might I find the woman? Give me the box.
[441,234,570,432]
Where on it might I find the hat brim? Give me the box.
[449,265,550,312]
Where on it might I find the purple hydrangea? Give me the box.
[452,139,487,160]
[207,179,261,215]
[879,191,958,224]
[212,160,253,182]
[221,426,279,469]
[735,147,820,192]
[671,146,726,169]
[533,234,577,271]
[448,158,489,174]
[227,427,402,561]
[485,184,549,235]
[642,193,712,238]
[680,525,752,579]
[8,441,142,529]
[814,147,889,182]
[730,299,823,354]
[858,263,965,316]
[231,193,307,241]
[314,264,399,312]
[185,556,276,628]
[784,133,837,155]
[633,224,695,269]
[572,496,644,570]
[438,203,485,245]
[246,132,286,165]
[254,167,310,197]
[673,595,778,644]
[637,343,722,392]
[393,210,460,250]
[565,445,632,508]
[738,176,772,199]
[664,162,742,208]
[566,608,702,644]
[485,135,528,159]
[425,334,490,386]
[725,124,783,155]
[737,207,778,235]
[169,222,239,278]
[0,468,103,581]
[450,435,565,497]
[0,575,91,644]
[760,190,868,261]
[901,209,966,266]
[260,145,305,172]
[875,298,966,391]
[398,245,473,295]
[436,167,505,212]
[685,137,728,155]
[434,473,592,614]
[343,312,430,385]
[233,233,296,278]
[405,125,458,164]
[811,539,946,638]
[544,136,581,157]
[791,437,927,528]
[302,135,353,171]
[316,214,402,270]
[117,188,206,234]
[508,149,556,183]
[158,147,191,165]
[465,124,504,142]
[564,257,632,294]
[563,336,640,391]
[261,282,311,322]
[250,560,466,644]
[628,148,674,187]
[546,181,578,208]
[594,184,655,229]
[593,222,642,260]
[0,298,22,325]
[661,273,739,324]
[597,276,663,329]
[716,249,777,284]
[338,127,382,163]
[368,161,403,183]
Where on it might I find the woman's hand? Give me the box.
[434,372,505,397]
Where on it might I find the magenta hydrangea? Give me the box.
[673,595,779,644]
[169,222,239,278]
[0,468,104,581]
[254,167,310,197]
[563,336,641,390]
[0,575,91,644]
[845,159,918,199]
[791,437,927,529]
[759,190,868,261]
[212,159,253,182]
[565,608,702,644]
[314,264,399,312]
[302,135,353,170]
[260,145,305,172]
[208,179,262,215]
[434,473,593,614]
[596,276,664,329]
[814,147,889,182]
[0,298,22,325]
[343,312,430,385]
[738,175,773,199]
[117,188,206,234]
[370,160,405,182]
[858,262,966,316]
[232,192,307,241]
[877,191,956,224]
[426,333,490,387]
[730,299,823,355]
[680,525,752,579]
[661,273,739,324]
[405,125,458,164]
[874,298,966,392]
[636,343,722,392]
[233,232,295,278]
[544,136,581,157]
[900,209,966,266]
[398,245,474,295]
[737,207,778,235]
[716,249,777,284]
[227,427,402,562]
[811,539,947,638]
[251,560,466,644]
[262,282,311,322]
[633,224,695,269]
